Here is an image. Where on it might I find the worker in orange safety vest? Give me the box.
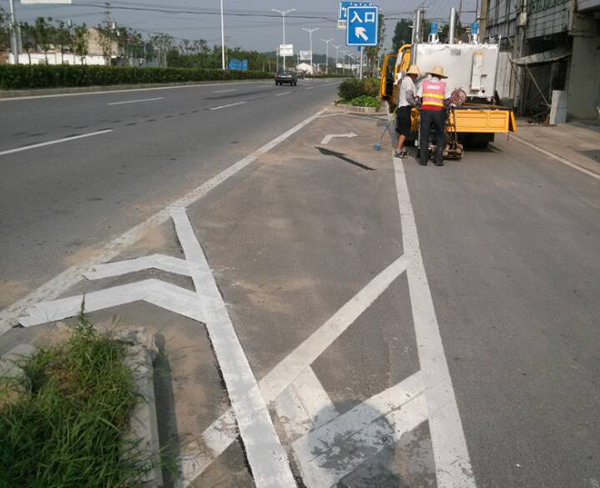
[417,66,451,166]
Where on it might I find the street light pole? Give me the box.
[332,45,341,75]
[272,8,295,71]
[220,0,226,70]
[8,0,19,64]
[302,27,318,74]
[321,38,333,74]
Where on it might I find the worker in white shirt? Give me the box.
[394,65,420,159]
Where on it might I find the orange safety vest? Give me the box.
[421,80,446,111]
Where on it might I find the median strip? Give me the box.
[0,129,114,157]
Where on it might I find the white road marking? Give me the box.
[0,80,268,102]
[210,101,247,110]
[276,384,314,443]
[511,134,600,181]
[170,208,297,488]
[212,88,236,93]
[294,373,428,487]
[181,254,412,481]
[107,97,164,106]
[19,279,201,327]
[276,92,291,97]
[0,129,113,157]
[306,87,315,90]
[320,132,357,145]
[0,109,325,333]
[289,368,338,430]
[84,254,199,280]
[393,156,476,488]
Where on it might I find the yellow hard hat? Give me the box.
[428,65,448,78]
[406,65,420,76]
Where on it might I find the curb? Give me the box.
[0,79,272,99]
[334,104,382,114]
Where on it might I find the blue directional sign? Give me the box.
[339,1,372,22]
[346,5,379,47]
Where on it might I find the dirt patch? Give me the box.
[0,280,30,310]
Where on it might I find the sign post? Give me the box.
[346,5,379,79]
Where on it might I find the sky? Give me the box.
[1,0,477,54]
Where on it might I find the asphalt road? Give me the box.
[0,79,341,308]
[0,80,598,488]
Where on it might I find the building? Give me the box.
[483,0,600,121]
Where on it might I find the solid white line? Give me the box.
[107,97,164,105]
[275,384,313,443]
[0,129,113,157]
[511,134,600,181]
[276,92,291,97]
[0,107,324,329]
[0,80,267,102]
[210,100,247,110]
[181,253,412,481]
[170,208,297,488]
[212,88,236,93]
[393,156,476,488]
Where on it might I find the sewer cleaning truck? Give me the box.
[380,9,517,157]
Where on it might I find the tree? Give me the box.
[72,24,89,65]
[0,8,10,53]
[54,20,71,64]
[392,19,412,51]
[34,17,53,63]
[19,22,36,64]
[97,23,116,65]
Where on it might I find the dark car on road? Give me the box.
[275,71,298,86]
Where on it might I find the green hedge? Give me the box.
[0,65,271,90]
[337,77,379,101]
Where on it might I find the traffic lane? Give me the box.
[0,79,336,151]
[0,82,340,309]
[403,140,600,487]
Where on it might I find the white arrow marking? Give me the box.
[320,132,357,145]
[356,27,369,41]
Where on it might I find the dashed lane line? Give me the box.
[212,88,236,93]
[276,92,291,97]
[0,129,113,157]
[107,97,164,106]
[0,109,325,333]
[210,100,247,110]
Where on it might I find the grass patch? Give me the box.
[350,95,381,108]
[0,309,153,488]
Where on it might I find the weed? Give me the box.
[0,311,154,488]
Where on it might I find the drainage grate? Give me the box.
[316,146,375,171]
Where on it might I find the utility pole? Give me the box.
[220,0,226,70]
[8,0,19,64]
[332,44,341,74]
[302,27,319,74]
[272,9,295,71]
[321,38,333,74]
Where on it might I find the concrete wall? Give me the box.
[527,3,571,38]
[579,0,600,11]
[9,53,109,65]
[566,35,600,120]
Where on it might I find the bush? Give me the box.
[350,95,380,108]
[337,77,379,101]
[0,64,271,90]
